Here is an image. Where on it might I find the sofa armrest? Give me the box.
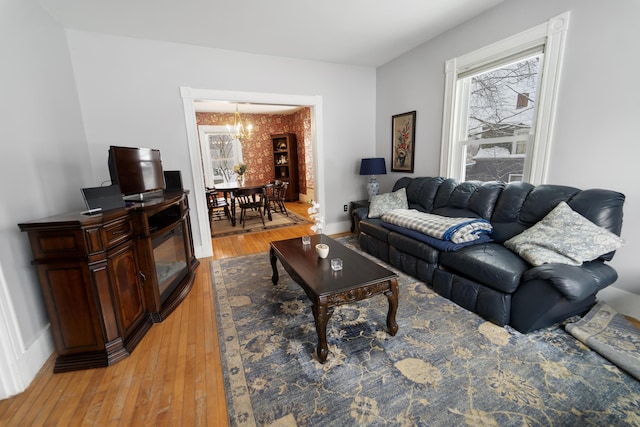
[352,207,369,233]
[353,206,369,221]
[522,261,618,301]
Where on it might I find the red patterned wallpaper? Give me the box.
[196,108,313,194]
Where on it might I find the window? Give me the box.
[198,125,243,188]
[440,12,570,184]
[463,54,541,182]
[207,134,242,183]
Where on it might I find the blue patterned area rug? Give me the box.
[211,236,640,426]
[566,301,640,381]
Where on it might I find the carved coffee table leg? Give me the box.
[385,278,399,336]
[269,247,279,285]
[312,299,333,363]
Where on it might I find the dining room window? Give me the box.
[198,125,243,188]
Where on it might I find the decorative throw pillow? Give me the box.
[368,188,408,218]
[504,201,625,266]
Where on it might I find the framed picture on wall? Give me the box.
[391,111,416,172]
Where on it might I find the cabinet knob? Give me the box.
[139,271,147,284]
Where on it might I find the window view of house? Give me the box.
[463,54,542,182]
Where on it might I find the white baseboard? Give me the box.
[299,188,315,204]
[194,245,209,259]
[326,220,351,235]
[18,327,54,387]
[0,326,54,399]
[597,287,640,319]
[298,194,313,204]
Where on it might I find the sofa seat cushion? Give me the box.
[388,232,440,264]
[383,221,492,252]
[439,243,530,294]
[381,209,492,243]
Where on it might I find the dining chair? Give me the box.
[235,187,266,228]
[266,181,289,216]
[206,189,231,230]
[263,183,275,216]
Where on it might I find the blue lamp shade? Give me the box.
[359,158,387,200]
[359,158,387,176]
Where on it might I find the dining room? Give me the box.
[195,102,316,237]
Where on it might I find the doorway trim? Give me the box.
[180,87,324,258]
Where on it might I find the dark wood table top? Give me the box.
[269,234,397,298]
[214,180,270,191]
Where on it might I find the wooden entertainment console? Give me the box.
[19,191,199,373]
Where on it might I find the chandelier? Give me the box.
[227,104,253,142]
[209,134,233,147]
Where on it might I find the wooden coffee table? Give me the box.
[269,234,399,363]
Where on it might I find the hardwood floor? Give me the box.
[7,199,634,426]
[0,201,323,426]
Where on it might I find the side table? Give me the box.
[349,199,369,233]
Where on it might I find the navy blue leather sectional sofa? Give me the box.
[353,177,625,333]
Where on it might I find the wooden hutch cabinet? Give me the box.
[271,133,299,201]
[18,191,199,372]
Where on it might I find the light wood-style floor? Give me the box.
[0,201,321,426]
[3,201,637,426]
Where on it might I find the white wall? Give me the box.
[0,3,376,396]
[376,0,640,316]
[0,0,91,396]
[65,31,377,248]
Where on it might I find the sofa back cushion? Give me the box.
[504,201,626,266]
[566,189,625,261]
[491,183,625,253]
[491,183,581,243]
[567,189,625,236]
[433,180,504,219]
[393,177,503,220]
[390,177,625,261]
[393,177,444,212]
[519,185,581,225]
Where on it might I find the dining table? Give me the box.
[214,180,273,226]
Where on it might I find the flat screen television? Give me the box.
[108,146,165,200]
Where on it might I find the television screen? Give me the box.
[108,146,165,196]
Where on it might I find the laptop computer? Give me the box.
[81,184,126,214]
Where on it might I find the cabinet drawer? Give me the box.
[102,218,134,249]
[28,229,85,261]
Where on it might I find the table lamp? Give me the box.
[359,157,387,200]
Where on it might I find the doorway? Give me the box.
[180,88,324,258]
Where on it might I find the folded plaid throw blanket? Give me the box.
[381,209,492,244]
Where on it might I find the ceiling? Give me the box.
[38,0,504,113]
[38,0,503,67]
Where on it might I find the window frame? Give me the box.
[440,12,570,185]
